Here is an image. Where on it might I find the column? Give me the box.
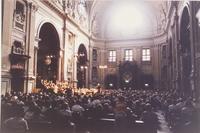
[88,41,92,88]
[189,2,197,97]
[57,49,64,81]
[33,37,40,88]
[195,5,200,99]
[25,2,38,93]
[174,5,181,91]
[72,54,78,88]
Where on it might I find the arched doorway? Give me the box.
[180,7,192,95]
[77,44,88,88]
[36,23,60,88]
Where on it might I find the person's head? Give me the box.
[145,103,152,111]
[14,105,24,117]
[185,99,193,107]
[60,102,69,110]
[10,96,18,104]
[118,96,125,102]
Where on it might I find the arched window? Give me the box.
[92,67,98,85]
[162,45,166,59]
[92,49,97,62]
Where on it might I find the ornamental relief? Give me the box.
[15,12,25,24]
[52,0,63,10]
[14,1,26,30]
[67,59,73,72]
[159,3,167,31]
[67,0,88,29]
[46,0,88,29]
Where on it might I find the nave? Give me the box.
[2,0,200,133]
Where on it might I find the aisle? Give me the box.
[156,111,172,133]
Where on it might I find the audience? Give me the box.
[114,96,127,133]
[1,88,199,133]
[2,104,29,133]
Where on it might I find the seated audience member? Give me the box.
[2,105,29,133]
[141,103,158,133]
[71,101,85,129]
[114,96,127,132]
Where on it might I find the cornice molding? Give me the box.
[42,0,65,18]
[90,31,167,44]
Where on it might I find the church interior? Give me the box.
[1,0,200,133]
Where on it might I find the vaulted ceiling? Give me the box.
[89,0,169,40]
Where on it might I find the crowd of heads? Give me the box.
[1,88,199,133]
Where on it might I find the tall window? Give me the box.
[92,49,97,61]
[108,50,116,62]
[124,49,133,61]
[162,45,166,59]
[92,67,98,83]
[142,48,151,61]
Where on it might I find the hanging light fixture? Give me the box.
[44,55,52,65]
[79,53,85,57]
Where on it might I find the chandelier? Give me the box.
[44,55,53,65]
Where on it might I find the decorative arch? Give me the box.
[36,22,60,88]
[78,44,88,64]
[75,43,89,59]
[179,6,192,96]
[77,44,88,88]
[36,19,61,47]
[178,1,191,30]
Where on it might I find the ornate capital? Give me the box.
[29,2,38,12]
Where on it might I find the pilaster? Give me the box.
[24,1,38,93]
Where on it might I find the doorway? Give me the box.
[77,44,88,88]
[36,23,60,88]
